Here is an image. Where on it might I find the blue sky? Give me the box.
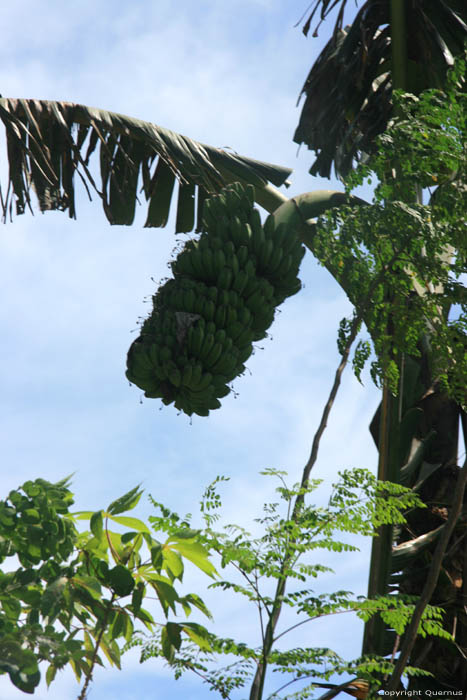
[0,2,386,698]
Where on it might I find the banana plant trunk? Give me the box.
[362,1,467,692]
[365,356,467,691]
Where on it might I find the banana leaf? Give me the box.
[294,0,467,177]
[0,99,292,230]
[391,524,445,571]
[399,434,437,487]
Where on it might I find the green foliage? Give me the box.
[315,58,466,401]
[132,470,451,698]
[0,477,214,694]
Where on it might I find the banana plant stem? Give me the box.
[385,455,467,690]
[390,0,408,93]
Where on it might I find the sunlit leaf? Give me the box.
[146,577,180,616]
[107,486,143,516]
[72,575,102,602]
[167,539,217,578]
[133,606,155,630]
[182,622,212,651]
[45,664,57,688]
[108,515,151,534]
[90,510,104,540]
[162,547,184,580]
[99,638,121,669]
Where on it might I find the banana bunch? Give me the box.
[126,183,305,416]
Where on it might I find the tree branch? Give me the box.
[77,592,117,700]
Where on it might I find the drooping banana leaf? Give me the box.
[391,524,446,571]
[0,99,292,229]
[294,0,467,177]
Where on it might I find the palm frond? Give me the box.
[0,99,292,230]
[294,0,467,177]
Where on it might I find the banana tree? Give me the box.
[294,0,467,177]
[0,1,465,695]
[294,0,467,692]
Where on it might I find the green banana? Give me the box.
[289,243,306,268]
[230,252,240,278]
[225,306,238,325]
[213,249,226,273]
[190,247,204,278]
[144,385,165,399]
[188,363,203,390]
[183,288,196,313]
[188,324,204,355]
[228,290,240,308]
[258,278,274,301]
[181,363,193,388]
[266,244,284,274]
[226,320,245,342]
[237,307,252,327]
[214,304,227,328]
[273,253,292,279]
[217,267,233,290]
[224,240,235,256]
[207,286,218,302]
[218,289,230,306]
[213,383,230,399]
[199,333,215,363]
[232,269,249,295]
[262,212,276,238]
[243,258,256,279]
[168,367,182,388]
[173,250,194,277]
[229,216,245,247]
[249,208,265,256]
[202,299,216,322]
[192,405,210,417]
[281,229,302,257]
[148,343,160,366]
[204,341,223,369]
[235,327,255,347]
[236,245,249,267]
[238,345,253,363]
[215,328,227,344]
[245,290,267,314]
[257,238,274,271]
[243,276,261,299]
[191,371,213,393]
[211,352,238,376]
[201,203,218,232]
[242,222,253,247]
[201,247,215,280]
[126,365,152,384]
